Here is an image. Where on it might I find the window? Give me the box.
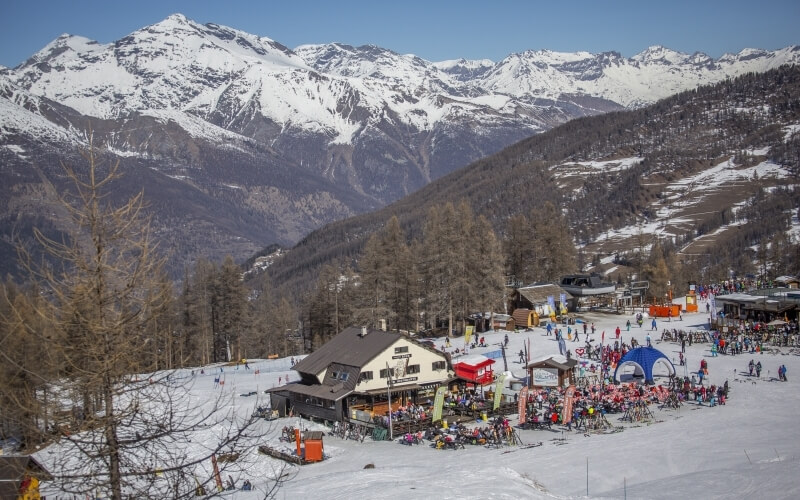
[380,368,395,378]
[330,371,339,379]
[358,371,373,383]
[432,361,446,370]
[339,372,349,381]
[394,346,409,354]
[407,364,420,374]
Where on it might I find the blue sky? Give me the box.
[1,0,798,68]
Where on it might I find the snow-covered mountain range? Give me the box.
[0,13,798,273]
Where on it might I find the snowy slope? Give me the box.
[32,308,800,499]
[0,75,83,146]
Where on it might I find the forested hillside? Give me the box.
[265,66,800,302]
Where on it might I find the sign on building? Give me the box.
[532,368,559,387]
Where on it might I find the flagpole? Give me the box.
[386,362,393,441]
[601,331,605,390]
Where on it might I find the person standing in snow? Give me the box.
[748,359,755,376]
[755,361,762,378]
[651,318,657,331]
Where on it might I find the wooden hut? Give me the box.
[526,355,577,389]
[512,308,538,328]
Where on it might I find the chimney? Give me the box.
[360,326,368,337]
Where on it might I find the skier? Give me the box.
[625,320,631,332]
[504,333,509,347]
[748,359,755,376]
[518,350,525,364]
[651,318,657,331]
[755,361,762,378]
[615,326,621,339]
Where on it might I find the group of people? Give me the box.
[424,416,514,449]
[746,359,787,381]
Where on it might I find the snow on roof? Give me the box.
[528,353,569,365]
[453,354,494,367]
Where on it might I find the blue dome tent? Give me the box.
[613,346,675,384]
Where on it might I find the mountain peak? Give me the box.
[631,45,687,64]
[24,33,103,67]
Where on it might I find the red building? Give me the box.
[453,355,495,386]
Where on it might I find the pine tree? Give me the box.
[529,202,578,283]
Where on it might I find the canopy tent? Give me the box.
[613,346,675,384]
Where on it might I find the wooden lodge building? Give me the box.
[269,326,452,424]
[510,283,572,328]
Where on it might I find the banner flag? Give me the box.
[527,338,531,364]
[465,325,474,346]
[517,386,529,424]
[493,374,506,410]
[562,385,576,424]
[432,386,447,422]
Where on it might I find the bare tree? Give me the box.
[4,143,287,499]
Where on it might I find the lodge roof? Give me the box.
[526,355,578,371]
[293,326,400,376]
[516,284,572,304]
[273,381,353,401]
[292,326,449,378]
[453,354,495,368]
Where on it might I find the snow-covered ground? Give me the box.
[32,301,800,499]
